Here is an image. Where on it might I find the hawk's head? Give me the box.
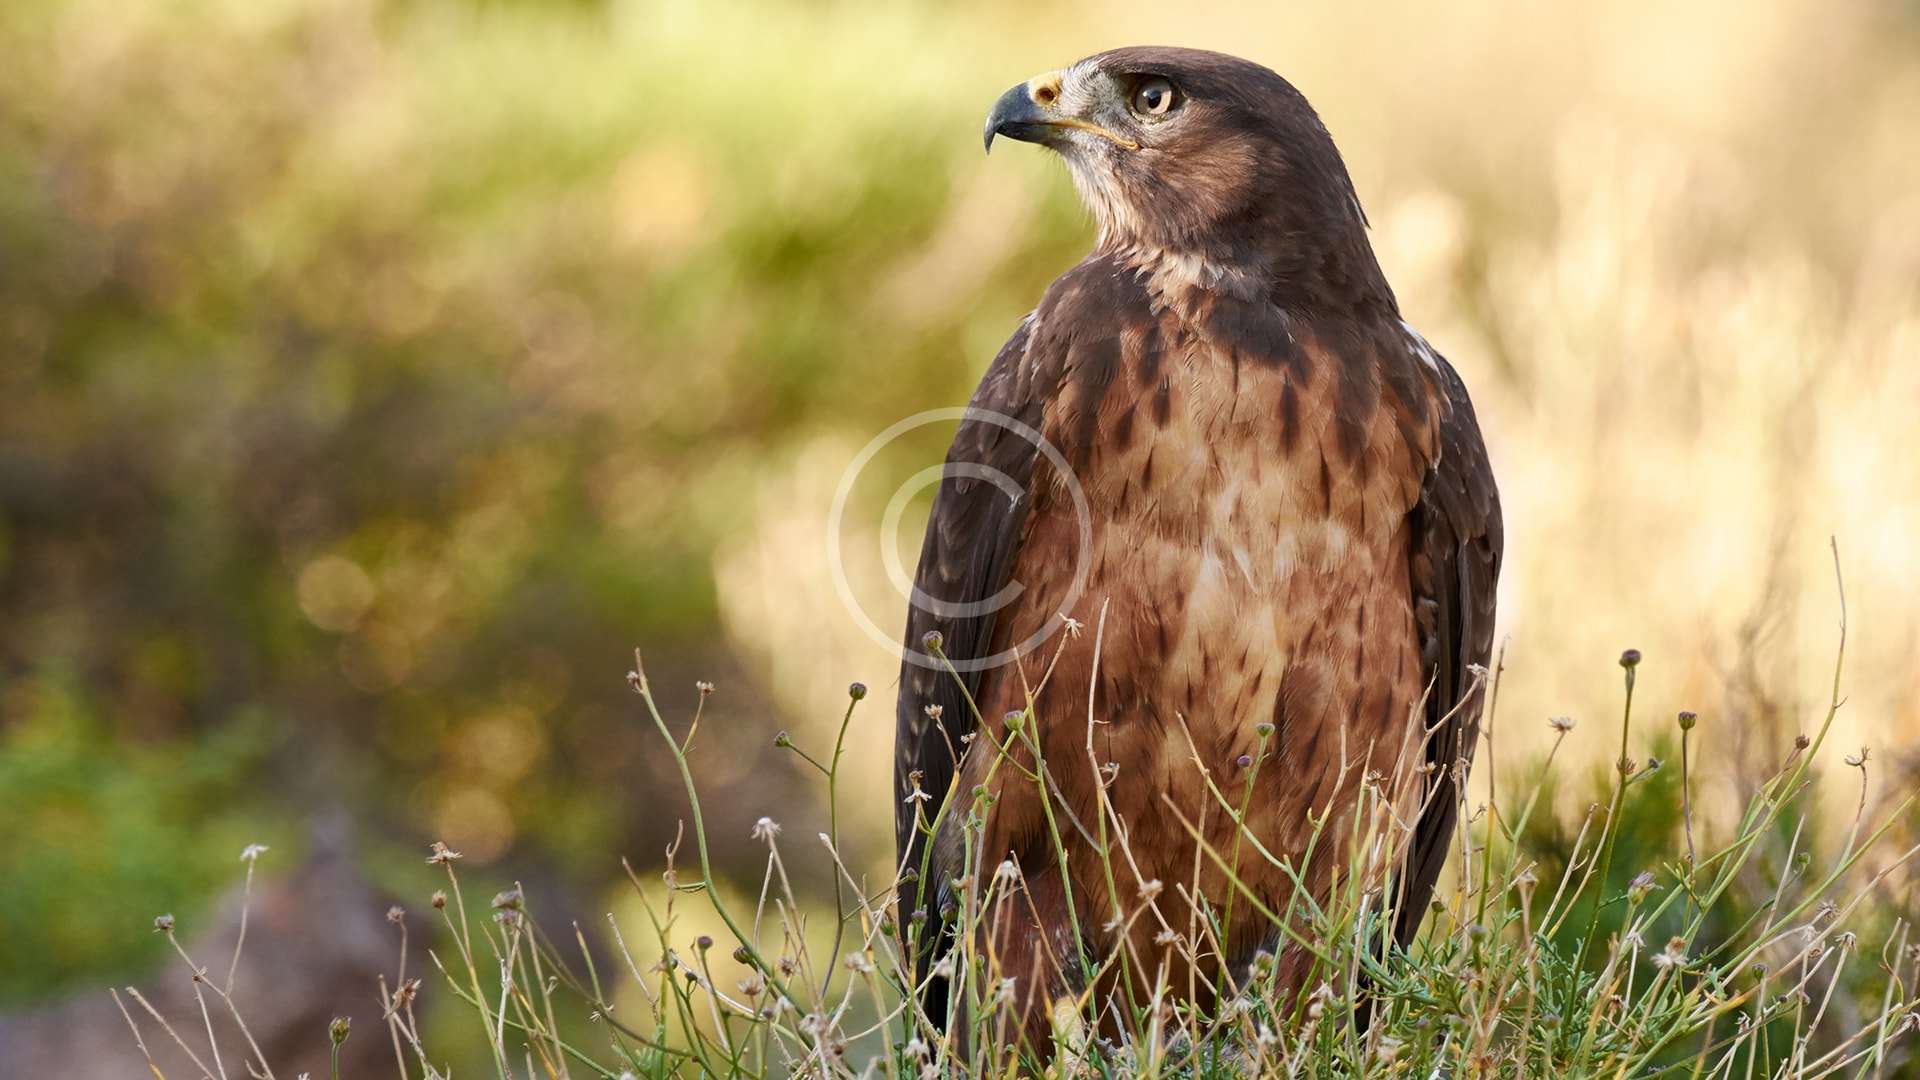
[986,47,1388,309]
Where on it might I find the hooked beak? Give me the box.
[983,74,1140,154]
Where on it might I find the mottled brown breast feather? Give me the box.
[896,253,1500,1045]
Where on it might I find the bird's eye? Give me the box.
[1129,76,1179,118]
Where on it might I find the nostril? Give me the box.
[1027,76,1063,107]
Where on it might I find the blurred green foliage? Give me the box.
[0,0,1084,999]
[0,681,282,1003]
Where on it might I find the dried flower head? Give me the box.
[386,906,406,924]
[1654,937,1688,971]
[1549,715,1575,733]
[153,913,175,933]
[239,843,270,863]
[751,816,782,842]
[903,771,932,806]
[427,841,462,865]
[430,890,447,910]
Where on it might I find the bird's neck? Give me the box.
[1110,230,1399,326]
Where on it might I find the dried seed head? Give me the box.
[153,913,175,933]
[391,978,420,1009]
[1845,747,1871,768]
[239,843,270,863]
[923,703,943,721]
[1549,715,1575,733]
[427,841,463,864]
[386,906,405,925]
[751,816,782,841]
[903,771,932,806]
[1654,937,1687,971]
[1794,733,1811,750]
[1306,982,1335,1020]
[491,886,523,911]
[431,890,447,909]
[1677,710,1698,731]
[773,730,792,748]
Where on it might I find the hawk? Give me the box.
[893,47,1501,1047]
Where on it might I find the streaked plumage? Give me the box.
[894,47,1502,1048]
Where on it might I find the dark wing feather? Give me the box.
[1396,351,1503,947]
[894,317,1041,1000]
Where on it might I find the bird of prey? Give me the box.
[893,47,1501,1049]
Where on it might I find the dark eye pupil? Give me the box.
[1134,79,1175,115]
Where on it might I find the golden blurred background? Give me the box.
[3,0,1918,1063]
